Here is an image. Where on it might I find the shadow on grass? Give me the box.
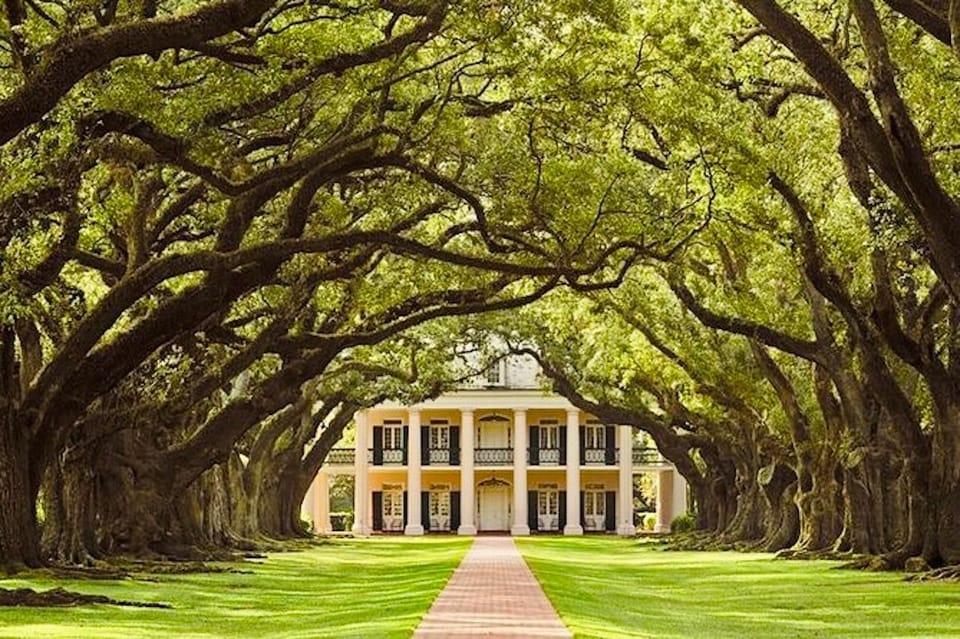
[0,537,472,639]
[517,536,960,639]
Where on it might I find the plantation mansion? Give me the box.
[303,353,687,535]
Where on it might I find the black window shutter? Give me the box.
[403,491,408,529]
[605,491,617,532]
[605,426,616,465]
[402,426,409,465]
[373,426,384,465]
[421,492,431,531]
[372,491,383,531]
[559,427,567,465]
[529,426,540,465]
[421,426,430,466]
[579,426,586,465]
[451,491,461,530]
[559,491,567,530]
[528,491,538,531]
[580,491,586,527]
[450,427,460,465]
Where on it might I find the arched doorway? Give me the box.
[477,477,511,531]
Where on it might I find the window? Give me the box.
[584,486,606,531]
[430,485,451,531]
[539,425,560,449]
[384,423,403,449]
[484,361,504,385]
[430,424,449,449]
[382,483,404,531]
[584,490,605,516]
[538,489,559,516]
[537,483,560,531]
[584,424,605,449]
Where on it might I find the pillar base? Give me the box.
[654,523,670,533]
[404,524,425,536]
[563,524,584,536]
[511,525,531,536]
[351,524,370,536]
[457,524,477,535]
[617,524,637,537]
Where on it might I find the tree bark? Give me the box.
[0,410,41,570]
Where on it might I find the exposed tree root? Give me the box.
[42,565,132,580]
[0,587,171,608]
[774,548,860,562]
[905,566,960,582]
[112,559,253,576]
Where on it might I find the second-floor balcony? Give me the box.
[325,448,355,465]
[474,447,513,465]
[537,447,561,465]
[632,447,670,466]
[428,447,457,465]
[327,444,672,468]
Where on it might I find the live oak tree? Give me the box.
[3,0,960,578]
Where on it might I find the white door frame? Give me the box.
[477,478,511,531]
[584,488,605,532]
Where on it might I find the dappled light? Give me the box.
[0,539,469,638]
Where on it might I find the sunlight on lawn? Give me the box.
[0,537,470,639]
[517,536,960,639]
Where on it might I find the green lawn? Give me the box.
[517,536,960,639]
[0,537,470,639]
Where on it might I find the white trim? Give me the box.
[374,389,577,411]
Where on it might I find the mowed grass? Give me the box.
[0,536,470,639]
[517,536,960,639]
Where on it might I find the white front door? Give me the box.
[478,485,510,531]
[584,490,605,531]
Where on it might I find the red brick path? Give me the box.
[413,536,572,638]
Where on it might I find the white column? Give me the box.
[617,425,636,536]
[512,408,530,535]
[405,409,424,535]
[302,482,315,529]
[655,468,674,533]
[351,410,370,535]
[314,470,332,534]
[672,469,688,518]
[564,408,583,535]
[458,409,477,535]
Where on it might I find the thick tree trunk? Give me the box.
[930,402,960,565]
[0,411,41,570]
[758,463,799,551]
[792,459,844,553]
[720,456,766,543]
[41,454,101,565]
[836,463,885,554]
[275,470,311,538]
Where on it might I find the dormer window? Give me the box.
[484,360,506,386]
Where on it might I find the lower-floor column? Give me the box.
[512,408,530,535]
[352,472,370,535]
[351,411,370,536]
[302,483,315,529]
[655,468,675,533]
[458,409,477,535]
[672,470,688,518]
[405,409,424,535]
[564,408,583,535]
[313,470,332,534]
[617,425,636,536]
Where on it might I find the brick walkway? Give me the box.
[413,536,572,638]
